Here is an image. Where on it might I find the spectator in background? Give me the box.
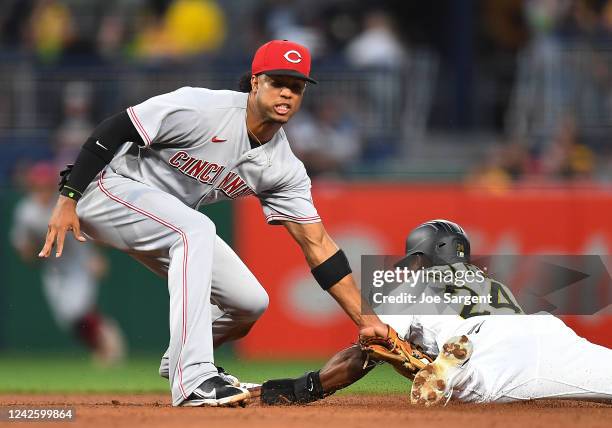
[164,0,226,55]
[11,162,125,365]
[132,0,226,60]
[505,0,572,148]
[286,97,361,177]
[345,9,407,69]
[345,10,407,158]
[54,81,95,166]
[96,12,127,60]
[505,0,607,179]
[252,0,325,57]
[538,115,595,180]
[469,116,594,187]
[25,0,75,62]
[94,0,148,61]
[466,142,529,192]
[0,0,34,48]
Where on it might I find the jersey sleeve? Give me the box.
[126,87,202,147]
[379,315,413,340]
[258,164,321,225]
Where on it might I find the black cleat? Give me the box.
[181,375,250,407]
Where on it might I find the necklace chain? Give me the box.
[247,125,263,146]
[245,108,272,167]
[245,106,263,146]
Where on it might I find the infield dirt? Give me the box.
[1,394,610,428]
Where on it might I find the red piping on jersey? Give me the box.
[97,171,189,400]
[128,107,152,146]
[266,213,321,222]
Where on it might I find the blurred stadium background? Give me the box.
[1,0,611,393]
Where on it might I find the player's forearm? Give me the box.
[295,224,339,267]
[283,221,384,328]
[306,247,382,327]
[327,276,381,328]
[60,111,143,202]
[261,345,374,405]
[292,224,384,328]
[319,345,375,393]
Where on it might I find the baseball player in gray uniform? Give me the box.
[12,162,125,365]
[38,40,390,407]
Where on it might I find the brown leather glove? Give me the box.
[359,325,432,380]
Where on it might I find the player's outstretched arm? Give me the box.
[319,344,376,392]
[38,111,144,258]
[282,221,386,333]
[260,345,375,405]
[38,196,85,258]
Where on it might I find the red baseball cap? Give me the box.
[251,40,317,84]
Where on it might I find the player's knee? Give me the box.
[241,287,269,321]
[198,215,216,235]
[184,215,216,239]
[253,288,269,317]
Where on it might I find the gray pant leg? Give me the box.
[78,172,218,406]
[159,236,268,379]
[210,237,269,345]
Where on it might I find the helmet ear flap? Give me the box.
[418,254,434,269]
[410,253,434,270]
[394,253,433,270]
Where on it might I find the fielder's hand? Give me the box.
[359,324,432,380]
[38,196,86,258]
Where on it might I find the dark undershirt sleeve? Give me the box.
[60,111,144,201]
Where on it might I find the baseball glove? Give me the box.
[359,325,432,380]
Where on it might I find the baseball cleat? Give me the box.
[181,376,251,407]
[239,382,262,390]
[410,335,473,407]
[217,366,261,391]
[217,366,240,387]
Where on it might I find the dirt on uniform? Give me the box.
[1,394,610,428]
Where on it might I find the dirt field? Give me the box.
[1,394,610,428]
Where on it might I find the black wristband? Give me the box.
[261,371,326,405]
[60,185,83,202]
[62,146,108,196]
[293,371,325,403]
[311,249,352,290]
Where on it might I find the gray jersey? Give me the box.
[114,87,320,224]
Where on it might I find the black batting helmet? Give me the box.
[396,219,470,267]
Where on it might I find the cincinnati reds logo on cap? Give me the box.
[251,40,318,84]
[283,50,302,64]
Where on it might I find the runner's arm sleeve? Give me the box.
[60,110,144,201]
